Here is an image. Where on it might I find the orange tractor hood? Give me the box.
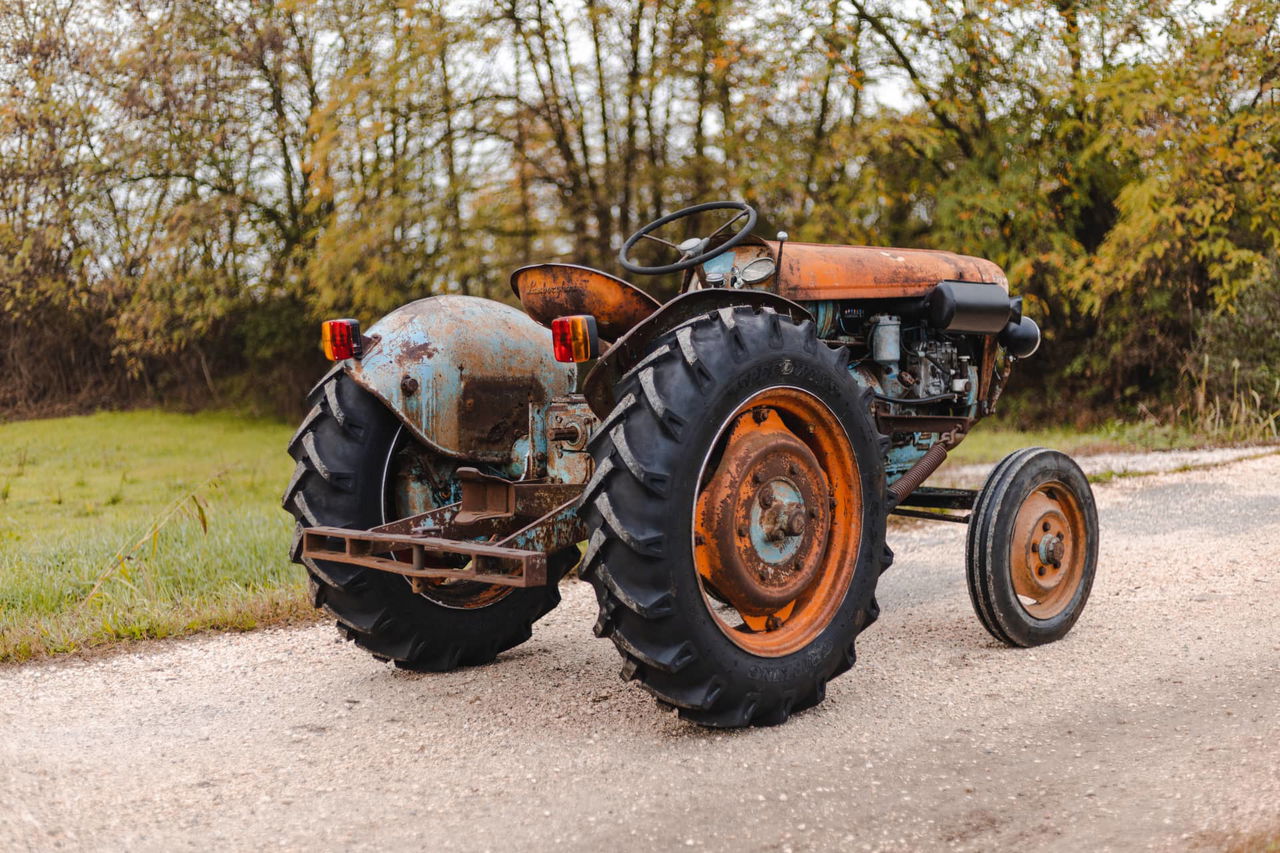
[770,242,1008,301]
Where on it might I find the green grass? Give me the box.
[945,419,1213,467]
[0,411,311,663]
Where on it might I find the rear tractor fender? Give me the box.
[345,295,577,476]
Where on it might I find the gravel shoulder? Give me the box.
[2,451,1278,852]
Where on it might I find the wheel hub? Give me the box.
[695,409,832,616]
[1010,484,1086,617]
[1024,508,1069,592]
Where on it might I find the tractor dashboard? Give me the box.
[699,243,779,289]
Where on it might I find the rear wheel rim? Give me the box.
[692,387,861,657]
[1009,481,1086,619]
[382,425,512,610]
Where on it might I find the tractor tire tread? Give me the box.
[965,446,1043,645]
[580,306,887,728]
[966,447,1097,648]
[283,370,567,670]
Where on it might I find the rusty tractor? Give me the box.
[284,201,1099,727]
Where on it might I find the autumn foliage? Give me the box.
[1,0,1277,428]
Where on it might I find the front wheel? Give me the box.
[580,306,890,727]
[966,448,1099,647]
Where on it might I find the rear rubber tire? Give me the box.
[283,368,574,670]
[966,448,1098,647]
[580,306,889,727]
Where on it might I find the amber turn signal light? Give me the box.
[321,319,363,361]
[551,315,600,363]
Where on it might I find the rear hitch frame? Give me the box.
[302,469,585,588]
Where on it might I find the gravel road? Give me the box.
[3,450,1278,852]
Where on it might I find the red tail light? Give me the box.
[321,319,363,361]
[551,315,600,363]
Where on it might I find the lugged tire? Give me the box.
[966,447,1098,647]
[282,367,574,670]
[579,306,890,727]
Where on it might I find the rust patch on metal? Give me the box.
[767,241,1008,300]
[544,398,598,485]
[690,388,861,657]
[978,335,1000,414]
[887,443,951,505]
[1010,482,1087,619]
[302,527,552,587]
[402,340,441,360]
[347,295,576,465]
[695,409,832,616]
[458,376,542,451]
[511,263,661,341]
[455,468,515,525]
[452,469,584,527]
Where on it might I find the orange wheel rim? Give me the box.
[692,388,861,657]
[1009,482,1086,619]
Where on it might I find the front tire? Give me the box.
[966,448,1099,647]
[580,306,889,727]
[282,369,573,670]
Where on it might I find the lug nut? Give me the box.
[759,491,775,508]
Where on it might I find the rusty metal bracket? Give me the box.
[890,486,977,524]
[889,507,971,524]
[302,479,585,588]
[455,467,514,524]
[896,486,977,510]
[886,428,967,506]
[874,413,974,436]
[452,468,582,527]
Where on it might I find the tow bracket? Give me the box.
[302,469,585,588]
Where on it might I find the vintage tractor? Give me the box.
[284,201,1099,727]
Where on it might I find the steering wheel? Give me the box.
[619,201,759,276]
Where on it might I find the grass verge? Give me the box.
[944,419,1214,467]
[0,411,313,663]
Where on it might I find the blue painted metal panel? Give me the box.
[345,295,576,468]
